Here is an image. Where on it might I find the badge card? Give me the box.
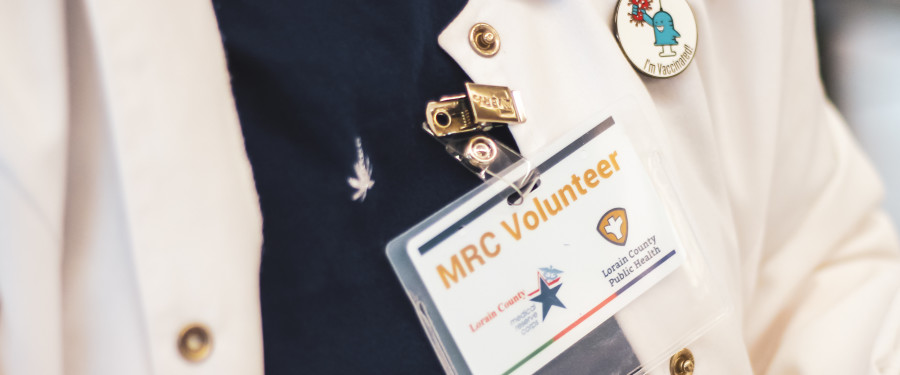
[388,117,686,375]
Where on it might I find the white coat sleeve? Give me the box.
[736,1,900,373]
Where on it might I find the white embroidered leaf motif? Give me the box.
[348,138,374,202]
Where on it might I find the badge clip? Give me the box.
[423,83,537,205]
[425,83,526,137]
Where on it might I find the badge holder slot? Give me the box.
[424,126,541,206]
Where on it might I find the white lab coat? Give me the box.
[1,0,898,375]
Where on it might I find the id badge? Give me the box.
[389,103,727,375]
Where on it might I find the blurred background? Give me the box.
[816,0,900,229]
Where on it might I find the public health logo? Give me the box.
[598,208,628,246]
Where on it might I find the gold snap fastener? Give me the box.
[669,348,694,375]
[465,136,498,167]
[469,23,500,57]
[178,324,212,362]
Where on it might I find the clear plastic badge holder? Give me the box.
[388,98,730,375]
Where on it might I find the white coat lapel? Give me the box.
[78,0,264,373]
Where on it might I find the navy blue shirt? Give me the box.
[211,2,639,373]
[211,1,483,373]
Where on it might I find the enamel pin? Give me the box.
[614,0,698,78]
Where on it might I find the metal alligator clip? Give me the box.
[423,83,539,204]
[425,83,526,137]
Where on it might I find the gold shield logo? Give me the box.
[598,208,628,246]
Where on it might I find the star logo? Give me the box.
[530,276,566,320]
[598,208,628,246]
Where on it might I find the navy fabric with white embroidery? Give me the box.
[211,1,479,373]
[210,2,639,374]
